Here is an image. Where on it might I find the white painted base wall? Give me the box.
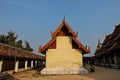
[41,68,89,74]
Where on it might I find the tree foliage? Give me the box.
[16,40,23,49]
[0,34,7,44]
[24,40,33,52]
[0,30,33,52]
[7,30,18,46]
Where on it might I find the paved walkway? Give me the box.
[6,66,120,80]
[86,66,120,80]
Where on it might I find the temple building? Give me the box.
[39,20,90,74]
[94,24,120,68]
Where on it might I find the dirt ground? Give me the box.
[86,66,120,80]
[6,66,120,80]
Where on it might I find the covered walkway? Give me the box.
[0,43,45,74]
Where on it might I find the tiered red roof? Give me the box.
[110,24,120,39]
[108,24,120,51]
[39,20,90,54]
[94,24,120,57]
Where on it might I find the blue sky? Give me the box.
[0,0,120,56]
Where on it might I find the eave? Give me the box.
[39,20,90,54]
[108,41,120,51]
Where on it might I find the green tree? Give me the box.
[0,34,8,44]
[24,40,33,52]
[16,40,23,49]
[6,30,18,46]
[0,30,33,52]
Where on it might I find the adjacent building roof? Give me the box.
[0,43,45,60]
[94,24,120,57]
[110,24,120,39]
[39,20,90,54]
[109,42,120,51]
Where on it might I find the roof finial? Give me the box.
[63,15,65,21]
[98,38,101,44]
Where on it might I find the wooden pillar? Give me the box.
[114,53,117,64]
[35,60,37,67]
[37,60,38,66]
[15,60,19,72]
[31,60,33,68]
[103,56,105,63]
[0,59,3,73]
[25,60,28,69]
[109,55,112,64]
[38,61,41,66]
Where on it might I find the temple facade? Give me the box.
[39,20,90,74]
[94,24,120,69]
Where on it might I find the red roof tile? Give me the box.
[110,24,120,39]
[108,41,120,51]
[102,34,111,45]
[94,24,120,57]
[39,20,90,54]
[115,34,120,41]
[0,43,45,60]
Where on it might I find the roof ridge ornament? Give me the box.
[63,15,66,22]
